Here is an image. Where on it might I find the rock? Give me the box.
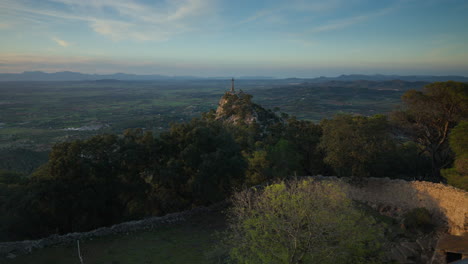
[215,91,281,127]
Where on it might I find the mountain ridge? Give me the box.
[1,71,467,82]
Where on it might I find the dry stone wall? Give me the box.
[314,176,468,235]
[0,202,227,258]
[2,177,467,259]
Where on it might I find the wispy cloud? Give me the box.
[1,0,217,42]
[52,37,69,47]
[238,8,278,25]
[306,6,395,34]
[238,0,347,26]
[237,0,398,37]
[167,0,211,21]
[288,0,348,12]
[0,53,164,74]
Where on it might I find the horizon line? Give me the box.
[1,70,468,79]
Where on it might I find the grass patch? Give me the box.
[6,211,227,264]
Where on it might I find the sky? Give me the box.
[0,0,467,77]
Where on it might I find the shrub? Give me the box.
[402,208,434,233]
[225,179,384,264]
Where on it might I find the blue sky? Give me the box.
[0,0,467,77]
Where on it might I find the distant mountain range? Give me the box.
[304,79,429,90]
[0,71,198,81]
[304,74,468,83]
[0,71,467,82]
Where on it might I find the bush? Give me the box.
[442,121,468,191]
[402,208,434,233]
[225,179,384,264]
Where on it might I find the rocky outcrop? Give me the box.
[215,91,280,127]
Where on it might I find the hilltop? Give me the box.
[215,89,281,127]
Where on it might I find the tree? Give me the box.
[441,121,468,190]
[0,171,31,241]
[267,139,302,179]
[319,114,395,178]
[160,118,247,205]
[245,150,270,186]
[283,117,327,175]
[391,81,468,180]
[244,139,302,186]
[243,117,326,185]
[28,131,158,234]
[386,141,432,180]
[32,135,129,233]
[226,179,384,264]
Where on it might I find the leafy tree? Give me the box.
[226,121,263,153]
[267,139,302,178]
[391,81,468,180]
[226,179,384,264]
[283,117,327,175]
[244,139,302,185]
[0,170,27,185]
[441,121,468,190]
[387,142,432,180]
[117,129,162,217]
[160,118,247,205]
[245,150,270,186]
[32,135,128,232]
[319,114,395,178]
[243,116,326,184]
[0,149,49,174]
[27,131,158,234]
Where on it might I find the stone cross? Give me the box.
[231,78,235,92]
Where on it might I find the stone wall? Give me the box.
[0,201,227,258]
[2,177,467,259]
[315,177,468,235]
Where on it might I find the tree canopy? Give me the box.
[226,179,384,264]
[441,121,468,190]
[319,114,395,178]
[391,81,468,180]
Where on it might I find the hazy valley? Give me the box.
[0,78,430,174]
